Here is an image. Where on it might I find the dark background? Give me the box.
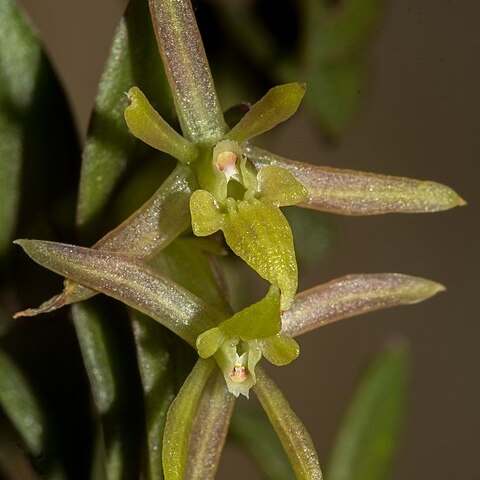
[16,0,479,478]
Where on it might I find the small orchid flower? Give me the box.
[196,286,299,397]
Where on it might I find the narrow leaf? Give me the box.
[247,147,466,215]
[15,165,197,318]
[71,303,116,415]
[327,343,410,480]
[0,349,44,456]
[314,0,385,62]
[281,273,445,337]
[162,358,215,480]
[305,60,364,137]
[229,403,295,480]
[71,301,140,480]
[226,83,306,143]
[254,368,323,479]
[148,0,227,143]
[131,311,176,480]
[15,240,220,345]
[185,369,235,479]
[124,87,197,163]
[77,0,170,229]
[0,0,78,260]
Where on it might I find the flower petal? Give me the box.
[261,334,300,366]
[14,165,197,318]
[185,369,235,479]
[14,240,221,345]
[162,358,215,480]
[226,83,306,143]
[124,86,197,163]
[190,190,225,237]
[254,368,323,480]
[196,327,226,359]
[148,0,227,142]
[281,273,445,337]
[247,147,466,215]
[257,166,308,207]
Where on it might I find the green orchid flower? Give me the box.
[196,286,299,397]
[125,82,308,311]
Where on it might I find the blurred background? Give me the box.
[8,0,480,478]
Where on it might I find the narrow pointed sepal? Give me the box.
[185,369,235,479]
[14,239,220,345]
[14,165,197,317]
[226,83,306,143]
[125,86,197,163]
[162,358,215,480]
[281,273,445,337]
[148,0,227,142]
[247,147,466,215]
[254,368,323,480]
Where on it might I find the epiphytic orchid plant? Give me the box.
[6,0,464,478]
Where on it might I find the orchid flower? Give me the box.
[14,0,465,478]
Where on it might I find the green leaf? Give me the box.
[77,0,170,229]
[15,240,221,345]
[124,87,197,164]
[185,369,235,479]
[226,83,306,143]
[247,147,466,215]
[222,199,298,310]
[229,402,295,480]
[313,0,385,62]
[71,303,116,415]
[162,358,215,480]
[71,300,141,480]
[327,343,410,480]
[15,165,197,318]
[306,60,364,137]
[254,368,323,479]
[0,349,44,456]
[130,311,176,480]
[281,273,445,337]
[148,0,227,143]
[0,0,78,261]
